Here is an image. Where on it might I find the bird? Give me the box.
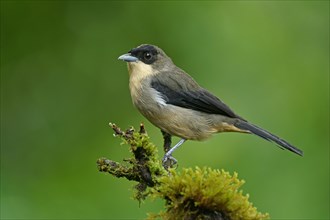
[118,44,303,167]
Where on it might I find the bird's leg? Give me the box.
[162,138,186,169]
[161,130,172,153]
[161,130,175,169]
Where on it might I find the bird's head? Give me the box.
[118,44,173,76]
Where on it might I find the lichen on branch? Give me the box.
[97,123,269,220]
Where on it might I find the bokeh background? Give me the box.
[1,1,329,219]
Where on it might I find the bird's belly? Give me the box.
[136,103,218,141]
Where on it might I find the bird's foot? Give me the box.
[162,153,178,170]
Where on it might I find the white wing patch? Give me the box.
[151,88,167,106]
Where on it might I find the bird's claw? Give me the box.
[162,154,178,170]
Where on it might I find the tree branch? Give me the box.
[97,123,269,220]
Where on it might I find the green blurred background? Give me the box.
[1,1,329,219]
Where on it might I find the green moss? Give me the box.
[97,123,269,220]
[150,167,269,220]
[97,123,166,203]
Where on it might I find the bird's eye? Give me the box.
[144,52,152,60]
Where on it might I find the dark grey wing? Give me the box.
[151,79,240,119]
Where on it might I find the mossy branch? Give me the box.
[97,123,269,220]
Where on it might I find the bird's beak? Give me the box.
[118,53,139,62]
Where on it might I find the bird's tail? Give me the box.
[234,120,303,156]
